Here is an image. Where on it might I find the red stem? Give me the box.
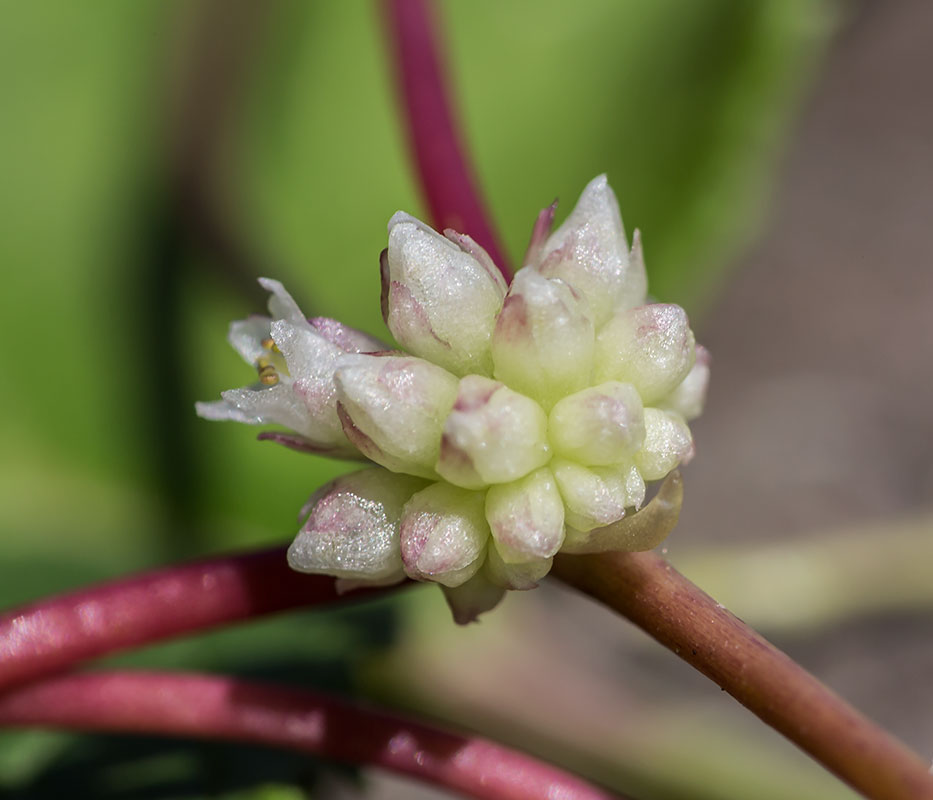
[0,546,400,693]
[0,671,622,800]
[383,0,512,281]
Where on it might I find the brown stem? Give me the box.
[0,671,625,800]
[552,550,933,800]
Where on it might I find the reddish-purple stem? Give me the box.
[0,546,401,693]
[384,0,512,281]
[0,671,622,800]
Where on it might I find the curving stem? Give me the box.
[0,546,401,693]
[0,671,624,800]
[552,550,933,800]
[383,0,512,281]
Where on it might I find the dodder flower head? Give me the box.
[197,176,709,623]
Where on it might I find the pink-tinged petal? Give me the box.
[485,538,552,591]
[635,408,694,480]
[436,375,550,489]
[522,199,558,269]
[594,304,696,405]
[335,356,459,477]
[484,468,565,561]
[256,431,365,461]
[536,175,645,325]
[400,483,489,587]
[490,267,595,410]
[657,344,711,422]
[548,382,645,466]
[443,229,508,294]
[562,470,683,554]
[270,320,358,447]
[385,212,505,376]
[440,566,506,624]
[258,277,311,328]
[551,459,630,532]
[287,469,427,582]
[308,317,386,354]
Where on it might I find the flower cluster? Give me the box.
[197,176,708,622]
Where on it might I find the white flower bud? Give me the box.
[484,468,565,561]
[635,408,694,480]
[548,382,645,466]
[287,468,427,582]
[490,267,595,410]
[199,176,710,624]
[335,356,459,478]
[594,304,695,405]
[400,482,489,587]
[436,375,550,489]
[533,175,646,325]
[384,213,506,377]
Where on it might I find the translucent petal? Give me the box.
[436,375,550,489]
[400,483,489,587]
[228,316,272,364]
[309,317,386,354]
[384,213,505,376]
[485,467,565,561]
[657,345,710,422]
[485,538,552,590]
[269,320,354,445]
[562,471,683,554]
[535,175,645,325]
[258,277,310,327]
[594,304,696,405]
[440,565,506,624]
[490,267,595,410]
[635,408,694,480]
[335,356,459,478]
[548,381,645,466]
[197,383,310,436]
[287,469,427,581]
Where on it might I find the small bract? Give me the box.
[197,176,708,623]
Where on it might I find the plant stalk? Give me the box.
[0,671,623,800]
[552,550,933,800]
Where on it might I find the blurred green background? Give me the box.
[2,1,931,798]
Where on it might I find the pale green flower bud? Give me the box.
[436,375,550,489]
[594,303,696,405]
[490,267,595,410]
[635,408,694,480]
[563,471,682,554]
[551,459,645,532]
[548,382,645,466]
[532,174,647,326]
[484,467,565,562]
[658,345,710,422]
